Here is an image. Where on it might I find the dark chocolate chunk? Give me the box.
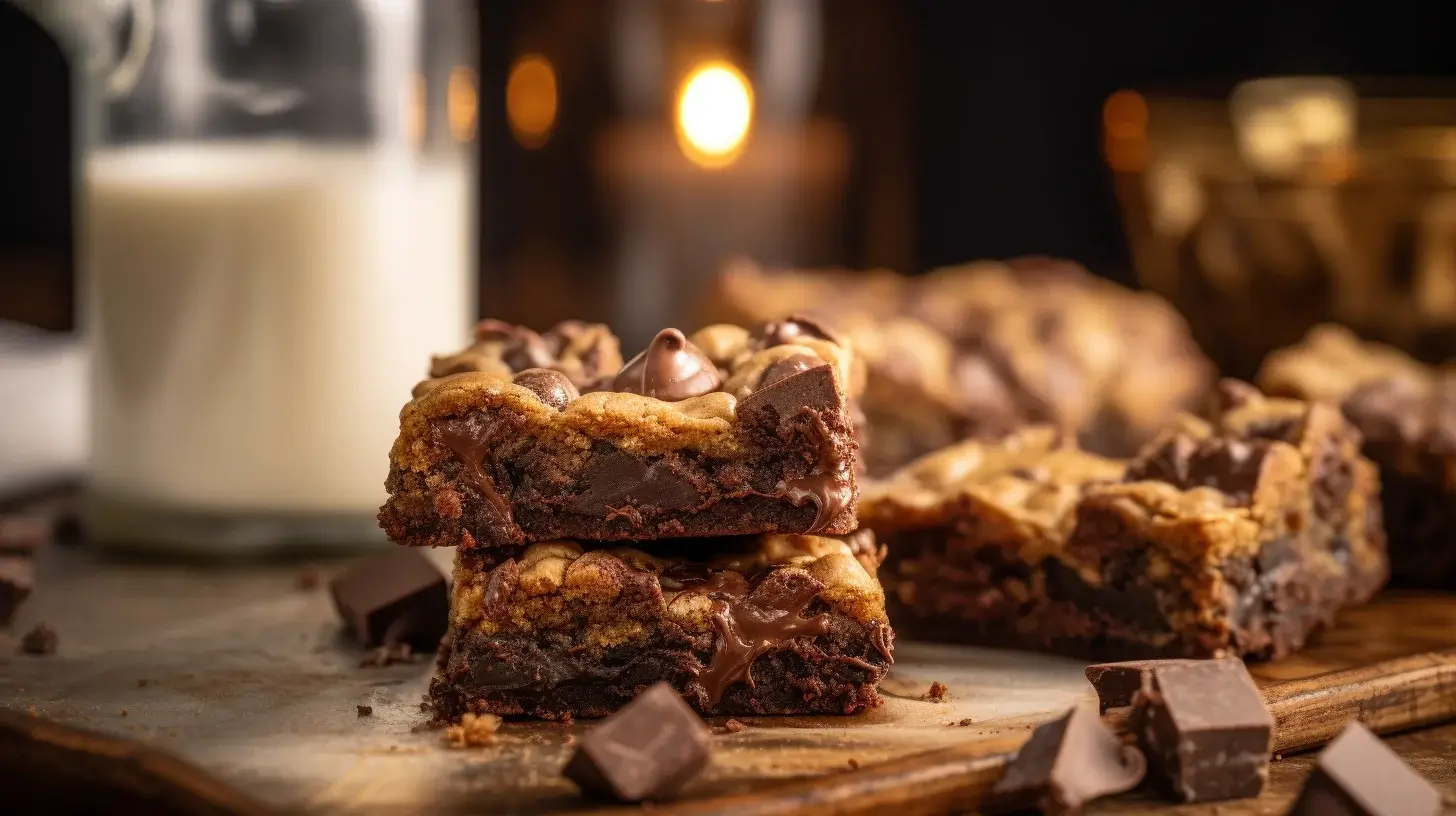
[513,368,579,410]
[329,549,449,651]
[19,622,58,655]
[757,354,822,391]
[1084,659,1202,713]
[1125,435,1274,503]
[571,449,701,516]
[356,705,373,717]
[613,328,722,401]
[991,705,1146,815]
[1287,721,1441,816]
[562,682,712,802]
[0,557,35,627]
[1130,658,1273,803]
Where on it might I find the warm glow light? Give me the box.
[675,61,754,169]
[408,73,426,147]
[449,66,480,143]
[1103,90,1148,140]
[506,54,558,149]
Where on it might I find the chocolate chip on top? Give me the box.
[612,328,724,401]
[513,368,579,410]
[750,314,842,349]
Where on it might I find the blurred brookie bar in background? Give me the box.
[704,256,1215,475]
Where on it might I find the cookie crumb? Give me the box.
[924,681,948,701]
[847,758,860,770]
[137,678,150,688]
[19,623,57,655]
[119,709,128,717]
[357,705,373,717]
[444,713,503,748]
[724,718,748,734]
[957,717,974,727]
[295,568,321,591]
[359,642,414,668]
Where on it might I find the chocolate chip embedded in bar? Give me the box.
[1084,660,1202,713]
[0,557,34,627]
[381,318,862,557]
[328,549,449,651]
[563,683,712,803]
[1287,722,1441,816]
[1131,658,1273,803]
[991,705,1146,815]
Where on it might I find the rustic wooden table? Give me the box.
[2,543,1454,814]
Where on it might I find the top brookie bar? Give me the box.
[706,257,1214,473]
[380,317,862,556]
[1258,324,1456,588]
[860,382,1387,660]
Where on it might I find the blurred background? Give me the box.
[2,0,1455,552]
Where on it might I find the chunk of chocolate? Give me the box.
[19,622,58,655]
[613,328,722,401]
[1131,658,1273,803]
[562,682,712,802]
[513,368,579,410]
[0,557,35,627]
[991,704,1145,815]
[1084,659,1202,713]
[328,549,449,651]
[1287,722,1441,816]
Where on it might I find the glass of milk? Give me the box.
[30,0,477,555]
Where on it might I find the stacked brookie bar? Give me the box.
[860,381,1388,660]
[706,257,1214,474]
[1258,324,1456,588]
[379,317,894,720]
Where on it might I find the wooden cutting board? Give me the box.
[2,547,1454,814]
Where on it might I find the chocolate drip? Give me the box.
[612,329,722,401]
[869,621,895,663]
[774,414,853,532]
[683,574,830,705]
[437,419,515,529]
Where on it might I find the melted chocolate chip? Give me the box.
[437,418,516,531]
[750,314,842,348]
[757,353,821,391]
[473,319,556,372]
[612,329,723,401]
[571,448,702,516]
[512,368,579,410]
[683,573,831,705]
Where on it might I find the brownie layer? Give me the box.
[863,386,1387,660]
[430,534,893,720]
[381,320,862,555]
[1258,324,1456,588]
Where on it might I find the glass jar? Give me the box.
[21,0,478,555]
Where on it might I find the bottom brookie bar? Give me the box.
[430,532,895,720]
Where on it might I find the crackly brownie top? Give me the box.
[712,257,1212,444]
[865,382,1373,562]
[1258,324,1455,463]
[399,316,861,461]
[449,531,888,640]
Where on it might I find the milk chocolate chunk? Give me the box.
[0,557,35,627]
[329,549,449,651]
[991,705,1146,815]
[750,314,841,348]
[562,683,712,802]
[1131,658,1273,803]
[1084,659,1202,713]
[613,328,722,401]
[1287,722,1441,816]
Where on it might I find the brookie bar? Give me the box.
[380,317,862,557]
[861,383,1387,660]
[428,532,894,720]
[1258,324,1456,588]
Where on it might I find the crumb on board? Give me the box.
[137,678,150,688]
[946,718,975,727]
[924,681,948,702]
[444,713,503,749]
[295,568,321,591]
[724,718,748,734]
[119,709,128,717]
[847,758,860,770]
[19,623,58,655]
[357,705,373,717]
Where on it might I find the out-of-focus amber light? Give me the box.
[1103,90,1148,140]
[675,61,753,169]
[506,55,557,149]
[408,73,426,147]
[449,66,480,143]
